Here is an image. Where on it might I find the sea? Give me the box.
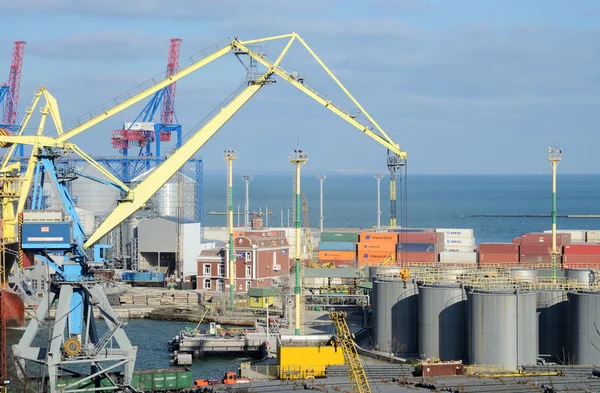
[7,174,600,387]
[204,173,600,243]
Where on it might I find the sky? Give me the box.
[1,0,599,175]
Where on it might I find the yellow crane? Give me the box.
[0,33,407,251]
[329,311,372,393]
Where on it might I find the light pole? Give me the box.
[316,174,327,232]
[548,143,562,282]
[265,297,270,349]
[242,175,253,228]
[374,173,383,230]
[224,149,238,309]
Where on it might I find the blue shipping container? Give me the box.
[396,243,436,252]
[21,222,72,249]
[318,242,357,252]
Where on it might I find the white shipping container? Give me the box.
[587,231,600,242]
[543,229,586,241]
[435,228,474,238]
[444,237,476,247]
[444,246,475,253]
[439,251,478,263]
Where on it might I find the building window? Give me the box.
[31,279,38,291]
[203,264,211,276]
[218,264,225,277]
[246,281,251,291]
[245,265,251,278]
[203,279,211,289]
[40,279,45,291]
[217,280,224,292]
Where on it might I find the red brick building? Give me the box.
[196,231,290,292]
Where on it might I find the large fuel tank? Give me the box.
[1,286,25,327]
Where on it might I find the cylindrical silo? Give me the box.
[568,291,600,364]
[537,290,568,360]
[418,284,466,361]
[510,268,538,282]
[565,269,593,286]
[467,290,537,369]
[373,279,418,355]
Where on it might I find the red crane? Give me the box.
[4,41,26,126]
[161,38,182,127]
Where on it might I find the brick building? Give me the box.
[196,230,290,292]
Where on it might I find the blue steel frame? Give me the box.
[0,85,24,156]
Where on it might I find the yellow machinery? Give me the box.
[329,311,371,393]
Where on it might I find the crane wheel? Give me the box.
[64,337,82,357]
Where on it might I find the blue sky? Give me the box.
[1,0,599,175]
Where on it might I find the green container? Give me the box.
[321,232,358,243]
[153,372,166,391]
[177,370,193,389]
[165,371,178,390]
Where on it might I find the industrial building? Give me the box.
[196,229,290,292]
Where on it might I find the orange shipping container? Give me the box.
[359,232,399,243]
[357,251,396,262]
[357,242,397,252]
[318,251,356,261]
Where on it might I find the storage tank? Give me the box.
[467,290,537,368]
[565,268,593,286]
[373,279,418,355]
[418,284,466,360]
[68,167,121,217]
[537,290,568,361]
[568,291,600,364]
[510,268,538,282]
[151,173,197,222]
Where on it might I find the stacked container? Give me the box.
[318,231,358,264]
[562,243,600,268]
[519,233,571,264]
[435,228,477,264]
[585,230,600,243]
[478,243,520,267]
[396,232,443,264]
[358,232,398,265]
[543,229,586,243]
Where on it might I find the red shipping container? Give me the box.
[397,252,437,263]
[562,254,600,264]
[520,244,554,255]
[359,232,398,243]
[520,254,553,263]
[479,243,519,254]
[478,253,519,265]
[563,243,600,255]
[512,237,522,244]
[398,232,438,243]
[521,233,571,245]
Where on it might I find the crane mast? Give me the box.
[3,41,26,126]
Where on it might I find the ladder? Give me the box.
[329,311,372,393]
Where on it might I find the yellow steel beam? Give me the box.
[238,33,294,45]
[84,73,271,248]
[65,144,130,192]
[55,45,234,143]
[0,88,44,169]
[42,89,64,135]
[232,39,406,158]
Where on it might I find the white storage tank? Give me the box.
[565,268,593,286]
[418,284,466,361]
[467,290,537,369]
[568,291,600,364]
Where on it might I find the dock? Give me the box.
[170,331,267,358]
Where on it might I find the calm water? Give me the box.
[204,173,600,243]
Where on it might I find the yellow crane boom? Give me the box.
[0,33,407,248]
[329,311,372,393]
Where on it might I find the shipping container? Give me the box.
[479,243,519,254]
[318,251,356,261]
[435,228,474,238]
[521,233,571,245]
[478,253,519,265]
[444,237,475,247]
[397,243,437,253]
[563,243,600,255]
[519,254,553,263]
[398,232,442,244]
[357,251,395,262]
[358,242,397,252]
[543,229,586,242]
[562,254,600,268]
[419,362,464,377]
[21,222,72,249]
[320,232,358,243]
[397,251,437,263]
[318,241,357,252]
[443,246,475,252]
[439,251,477,263]
[359,232,398,243]
[586,230,600,242]
[388,228,434,233]
[520,243,554,255]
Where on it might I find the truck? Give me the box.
[194,371,252,387]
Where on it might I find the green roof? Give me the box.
[304,268,359,279]
[248,287,279,297]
